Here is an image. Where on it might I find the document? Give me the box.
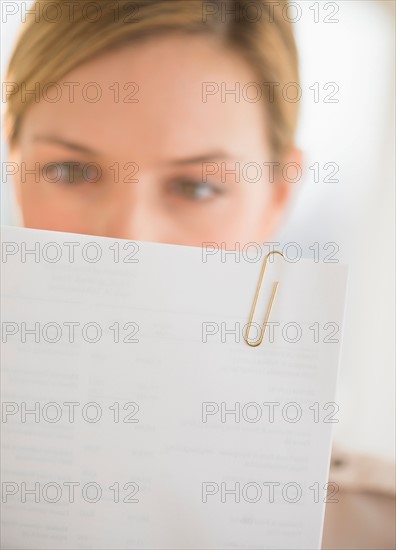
[1,226,348,549]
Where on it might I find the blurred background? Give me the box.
[1,0,395,462]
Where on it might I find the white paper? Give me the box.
[1,226,348,549]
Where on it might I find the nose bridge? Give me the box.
[102,177,161,241]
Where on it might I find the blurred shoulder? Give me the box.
[322,445,396,550]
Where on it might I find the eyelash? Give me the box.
[41,161,99,185]
[168,178,224,201]
[40,162,225,201]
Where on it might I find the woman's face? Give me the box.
[10,35,300,247]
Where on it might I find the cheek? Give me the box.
[232,180,276,222]
[181,184,277,246]
[236,183,280,242]
[17,182,90,233]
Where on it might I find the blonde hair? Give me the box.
[4,0,299,157]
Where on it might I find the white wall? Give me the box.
[277,0,395,459]
[1,1,395,459]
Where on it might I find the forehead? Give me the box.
[20,35,268,161]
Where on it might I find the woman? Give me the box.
[4,0,300,246]
[3,1,395,548]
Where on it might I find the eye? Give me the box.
[170,178,223,201]
[41,162,100,185]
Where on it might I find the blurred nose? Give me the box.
[101,185,168,242]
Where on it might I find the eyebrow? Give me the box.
[31,135,101,156]
[31,136,233,165]
[164,152,232,166]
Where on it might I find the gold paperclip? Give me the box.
[244,250,284,347]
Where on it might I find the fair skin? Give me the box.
[10,34,301,247]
